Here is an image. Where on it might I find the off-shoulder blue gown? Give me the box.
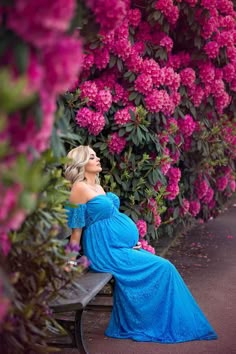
[65,192,217,343]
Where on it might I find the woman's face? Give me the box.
[84,148,102,174]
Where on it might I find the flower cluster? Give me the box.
[165,167,181,201]
[1,0,83,236]
[136,219,147,238]
[108,133,126,154]
[147,198,162,229]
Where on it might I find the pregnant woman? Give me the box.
[64,145,217,343]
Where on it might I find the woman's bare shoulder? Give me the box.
[69,181,90,204]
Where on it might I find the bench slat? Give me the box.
[50,272,112,313]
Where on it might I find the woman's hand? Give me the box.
[133,242,142,250]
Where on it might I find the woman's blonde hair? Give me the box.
[64,145,100,185]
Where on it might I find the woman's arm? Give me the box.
[70,227,83,246]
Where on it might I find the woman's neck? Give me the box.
[84,175,96,185]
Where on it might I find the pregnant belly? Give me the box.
[108,212,139,247]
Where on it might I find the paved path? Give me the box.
[56,199,236,354]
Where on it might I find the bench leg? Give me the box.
[74,309,88,354]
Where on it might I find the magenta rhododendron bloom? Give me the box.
[229,179,236,192]
[155,0,179,25]
[180,198,190,216]
[189,200,201,217]
[114,107,133,125]
[202,187,214,204]
[88,112,106,136]
[194,178,209,200]
[86,0,127,31]
[180,68,196,87]
[0,232,11,256]
[136,220,147,238]
[167,167,181,183]
[108,133,126,154]
[216,176,228,191]
[204,41,220,59]
[128,8,142,28]
[80,81,98,104]
[7,0,76,48]
[42,36,83,95]
[178,114,196,137]
[76,108,93,127]
[94,47,110,70]
[134,74,153,95]
[95,90,112,113]
[166,182,180,200]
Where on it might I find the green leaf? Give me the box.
[117,58,123,72]
[153,11,161,21]
[109,55,117,68]
[129,92,138,101]
[14,40,29,74]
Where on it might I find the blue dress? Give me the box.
[65,192,217,343]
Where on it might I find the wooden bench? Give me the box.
[48,271,113,354]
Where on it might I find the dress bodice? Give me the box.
[65,192,120,229]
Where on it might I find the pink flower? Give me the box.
[112,38,132,60]
[229,179,236,192]
[202,187,214,204]
[215,92,231,114]
[216,176,228,191]
[139,239,156,254]
[42,36,83,95]
[170,149,180,163]
[114,107,133,125]
[184,0,198,7]
[94,48,110,70]
[86,0,127,32]
[108,133,126,154]
[199,63,215,85]
[161,162,171,175]
[223,63,235,83]
[188,85,204,107]
[178,114,196,137]
[167,167,181,182]
[0,232,11,256]
[80,81,98,104]
[145,90,163,113]
[95,90,112,113]
[7,0,76,48]
[142,59,161,86]
[75,108,92,128]
[135,21,152,42]
[125,49,143,73]
[134,74,153,95]
[136,220,147,238]
[194,178,209,200]
[128,8,141,28]
[204,41,219,59]
[180,199,190,216]
[180,68,196,87]
[165,182,180,200]
[155,0,179,25]
[112,84,125,103]
[189,200,201,217]
[82,53,95,71]
[160,35,173,53]
[88,112,106,136]
[7,210,26,231]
